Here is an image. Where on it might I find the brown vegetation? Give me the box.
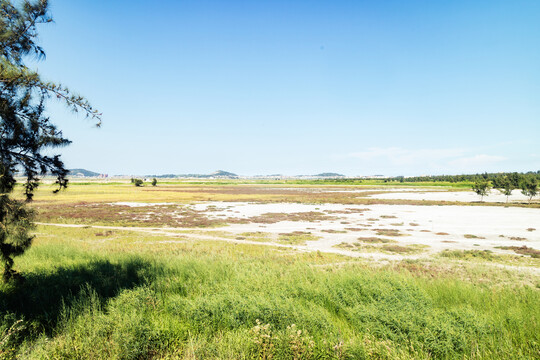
[374,229,408,237]
[496,246,540,258]
[239,211,334,224]
[36,203,224,228]
[464,234,486,239]
[356,237,397,244]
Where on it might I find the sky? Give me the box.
[32,0,540,176]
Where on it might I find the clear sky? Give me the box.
[34,0,540,176]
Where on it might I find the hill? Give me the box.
[314,172,345,177]
[154,170,239,179]
[68,168,101,177]
[209,170,238,178]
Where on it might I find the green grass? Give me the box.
[440,249,502,261]
[277,231,320,245]
[1,226,537,359]
[2,182,539,359]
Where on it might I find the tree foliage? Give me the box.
[377,171,540,186]
[495,176,514,203]
[0,0,100,281]
[520,178,538,204]
[472,180,491,202]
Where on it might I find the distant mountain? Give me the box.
[68,168,101,177]
[314,172,345,177]
[210,170,238,178]
[154,170,238,179]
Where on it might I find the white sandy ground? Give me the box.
[42,200,539,270]
[242,186,535,203]
[366,189,533,203]
[254,187,448,193]
[188,202,539,254]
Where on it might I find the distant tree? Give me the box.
[0,0,100,281]
[151,178,157,186]
[133,179,143,187]
[130,177,135,183]
[472,180,491,202]
[496,176,514,203]
[520,178,538,204]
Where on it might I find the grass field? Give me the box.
[1,181,539,359]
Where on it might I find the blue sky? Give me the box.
[34,0,540,176]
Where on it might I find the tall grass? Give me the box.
[1,227,538,359]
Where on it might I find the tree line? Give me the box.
[395,171,540,186]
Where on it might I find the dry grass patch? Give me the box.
[344,227,368,232]
[496,246,540,258]
[440,250,501,261]
[277,231,320,245]
[334,242,428,254]
[36,203,225,228]
[464,234,486,239]
[324,208,370,214]
[237,232,273,242]
[374,229,409,237]
[95,230,115,237]
[357,237,397,244]
[435,232,450,236]
[236,211,334,224]
[381,244,429,254]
